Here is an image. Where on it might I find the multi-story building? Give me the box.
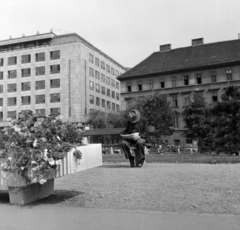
[118,37,240,146]
[0,32,126,122]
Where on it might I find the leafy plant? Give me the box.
[0,110,83,182]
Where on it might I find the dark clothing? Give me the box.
[123,117,150,142]
[121,117,149,167]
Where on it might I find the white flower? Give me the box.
[56,115,63,120]
[21,167,25,170]
[32,178,37,183]
[33,139,38,147]
[13,126,21,132]
[39,179,47,185]
[57,136,61,141]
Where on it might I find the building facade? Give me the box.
[118,37,240,146]
[0,32,126,122]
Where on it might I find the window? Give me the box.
[0,85,3,93]
[102,99,106,108]
[89,67,94,77]
[111,67,115,76]
[112,91,115,99]
[89,81,94,90]
[50,65,60,74]
[101,74,105,83]
[21,96,31,105]
[50,93,60,103]
[96,84,100,93]
[101,86,105,95]
[21,68,31,77]
[112,103,115,111]
[106,64,110,73]
[89,53,94,63]
[50,50,60,60]
[50,108,60,116]
[90,94,94,104]
[173,115,179,128]
[184,94,190,106]
[171,77,176,87]
[21,54,31,64]
[160,81,165,88]
[8,97,17,106]
[115,70,119,77]
[116,81,119,89]
[171,95,178,107]
[0,72,3,80]
[106,77,110,85]
[7,111,16,119]
[116,93,120,100]
[127,85,132,92]
[96,97,100,106]
[226,69,232,81]
[95,70,100,80]
[8,70,17,79]
[50,79,60,88]
[35,95,45,104]
[8,83,17,92]
[21,82,31,91]
[212,92,218,103]
[0,98,2,106]
[183,75,189,85]
[0,58,3,66]
[8,56,17,65]
[0,111,3,121]
[111,79,115,87]
[107,88,110,97]
[36,52,45,62]
[35,80,45,90]
[36,66,45,76]
[107,101,111,109]
[95,57,99,67]
[196,73,202,84]
[211,72,217,83]
[35,109,45,116]
[101,61,105,70]
[138,84,142,91]
[116,104,120,111]
[148,80,154,90]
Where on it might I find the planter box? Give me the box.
[0,144,102,205]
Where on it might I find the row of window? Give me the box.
[126,70,234,92]
[170,92,218,108]
[89,94,120,111]
[0,108,60,120]
[0,65,60,79]
[89,67,120,89]
[0,50,60,66]
[0,79,60,93]
[89,81,120,100]
[0,93,60,106]
[89,53,122,77]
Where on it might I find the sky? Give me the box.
[0,0,240,68]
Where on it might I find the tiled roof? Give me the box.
[118,39,240,80]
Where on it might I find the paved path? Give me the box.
[0,205,240,230]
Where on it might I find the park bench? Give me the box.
[83,127,152,155]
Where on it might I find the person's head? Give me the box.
[129,109,141,123]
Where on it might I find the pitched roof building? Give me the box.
[118,37,240,146]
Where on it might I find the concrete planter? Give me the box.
[0,144,102,205]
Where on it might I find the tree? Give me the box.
[182,92,212,152]
[210,86,240,154]
[125,92,175,137]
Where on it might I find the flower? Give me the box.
[0,110,83,183]
[39,179,47,185]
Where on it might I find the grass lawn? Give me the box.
[103,152,240,164]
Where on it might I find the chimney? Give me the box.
[192,38,204,46]
[159,44,171,52]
